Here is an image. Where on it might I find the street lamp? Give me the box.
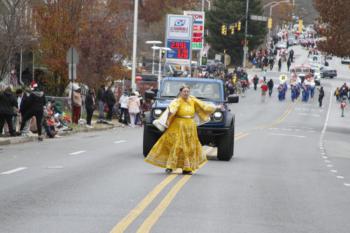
[131,0,139,92]
[201,0,211,11]
[152,46,172,89]
[145,40,162,75]
[268,0,292,36]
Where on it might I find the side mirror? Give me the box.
[227,95,239,104]
[145,90,155,100]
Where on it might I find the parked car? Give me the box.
[341,57,350,64]
[320,66,337,79]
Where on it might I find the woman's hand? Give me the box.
[216,104,224,111]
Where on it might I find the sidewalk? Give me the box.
[0,119,124,146]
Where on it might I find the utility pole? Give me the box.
[242,0,250,68]
[131,0,139,92]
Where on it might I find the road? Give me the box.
[1,46,350,233]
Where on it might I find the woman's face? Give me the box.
[180,87,190,99]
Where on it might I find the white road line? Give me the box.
[324,160,331,163]
[289,126,315,130]
[114,140,127,144]
[330,170,338,173]
[46,166,64,169]
[269,133,306,138]
[69,150,86,155]
[1,167,27,175]
[298,113,321,117]
[327,164,334,168]
[336,176,345,179]
[344,183,350,187]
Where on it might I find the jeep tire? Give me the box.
[217,121,234,161]
[143,124,159,157]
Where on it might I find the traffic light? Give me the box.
[221,24,227,35]
[298,19,303,33]
[267,17,272,29]
[229,25,235,35]
[237,21,241,31]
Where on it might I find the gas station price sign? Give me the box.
[166,39,191,60]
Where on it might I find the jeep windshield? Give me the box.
[160,80,222,101]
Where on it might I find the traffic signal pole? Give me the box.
[242,0,250,68]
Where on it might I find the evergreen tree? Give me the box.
[206,0,267,65]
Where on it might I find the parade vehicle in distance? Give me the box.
[143,77,239,161]
[290,64,312,83]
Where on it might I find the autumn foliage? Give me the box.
[34,0,130,94]
[313,0,350,57]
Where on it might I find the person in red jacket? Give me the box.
[261,81,268,103]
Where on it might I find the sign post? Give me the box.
[66,47,79,123]
[165,14,193,76]
[184,11,205,65]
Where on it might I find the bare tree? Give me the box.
[0,0,33,81]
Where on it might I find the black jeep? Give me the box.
[143,77,239,161]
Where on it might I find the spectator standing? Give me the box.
[318,86,325,107]
[85,89,96,127]
[119,91,129,125]
[20,84,46,141]
[252,75,259,91]
[267,79,274,97]
[278,58,282,72]
[287,58,291,71]
[0,86,18,136]
[261,82,268,103]
[127,92,140,127]
[14,88,23,131]
[19,87,32,136]
[105,86,116,121]
[334,87,340,102]
[341,96,347,117]
[72,86,82,124]
[96,85,106,121]
[289,49,294,62]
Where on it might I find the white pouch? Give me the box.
[152,108,169,132]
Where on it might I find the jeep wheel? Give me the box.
[143,125,159,157]
[217,122,234,161]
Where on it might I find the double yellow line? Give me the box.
[256,103,295,130]
[110,133,247,233]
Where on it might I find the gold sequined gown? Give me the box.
[145,96,216,172]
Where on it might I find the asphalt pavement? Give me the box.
[1,45,350,233]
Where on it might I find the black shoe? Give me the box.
[165,168,173,174]
[182,170,192,175]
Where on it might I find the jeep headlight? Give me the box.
[153,109,163,118]
[212,111,223,121]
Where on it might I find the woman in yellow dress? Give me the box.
[145,85,220,175]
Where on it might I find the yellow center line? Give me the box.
[235,132,249,140]
[110,148,212,233]
[110,174,177,233]
[136,135,249,233]
[235,131,244,137]
[256,103,295,130]
[135,161,209,233]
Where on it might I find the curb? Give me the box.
[0,123,121,146]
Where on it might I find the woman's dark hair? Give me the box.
[179,85,190,92]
